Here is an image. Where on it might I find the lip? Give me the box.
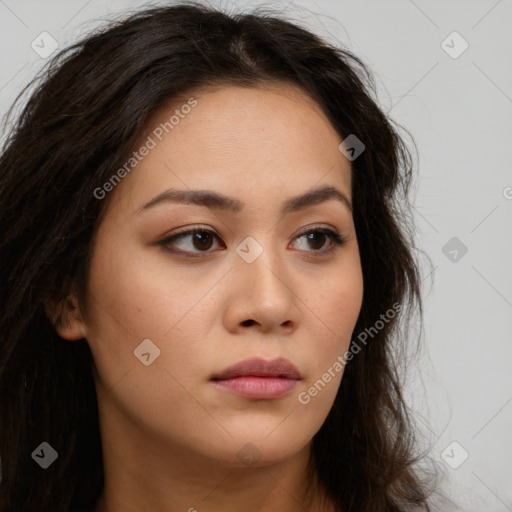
[210,357,301,400]
[211,357,301,380]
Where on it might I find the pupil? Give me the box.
[308,232,325,250]
[193,232,213,250]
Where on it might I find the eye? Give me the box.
[292,227,346,254]
[158,225,346,258]
[159,228,225,257]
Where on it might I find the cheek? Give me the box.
[83,249,212,438]
[86,244,213,337]
[312,265,364,341]
[83,245,219,387]
[301,263,363,395]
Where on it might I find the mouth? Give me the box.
[210,357,301,400]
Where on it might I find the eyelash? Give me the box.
[158,225,346,258]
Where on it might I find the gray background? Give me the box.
[1,0,511,510]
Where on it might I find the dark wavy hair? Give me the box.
[0,2,436,510]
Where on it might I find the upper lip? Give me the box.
[211,357,301,380]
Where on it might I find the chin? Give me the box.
[206,432,311,469]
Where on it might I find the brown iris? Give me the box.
[192,231,215,251]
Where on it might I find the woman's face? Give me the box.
[65,83,363,469]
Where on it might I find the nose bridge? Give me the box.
[223,229,302,335]
[235,232,292,306]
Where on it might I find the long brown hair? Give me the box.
[0,2,436,510]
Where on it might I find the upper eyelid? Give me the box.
[166,224,338,240]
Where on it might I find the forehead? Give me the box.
[109,83,352,216]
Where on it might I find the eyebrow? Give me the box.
[136,184,352,216]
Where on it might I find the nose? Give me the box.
[223,237,301,335]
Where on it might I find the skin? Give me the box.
[52,82,364,512]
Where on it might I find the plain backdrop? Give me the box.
[0,1,511,510]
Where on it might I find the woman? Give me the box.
[0,2,437,510]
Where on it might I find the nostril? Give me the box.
[241,319,256,327]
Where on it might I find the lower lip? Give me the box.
[212,376,299,399]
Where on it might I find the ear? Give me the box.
[44,292,87,341]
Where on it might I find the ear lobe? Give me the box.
[44,293,87,341]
